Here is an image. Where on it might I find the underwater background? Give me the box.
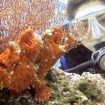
[0,0,105,105]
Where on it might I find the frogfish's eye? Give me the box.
[25,40,32,46]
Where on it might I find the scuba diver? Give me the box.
[59,0,105,76]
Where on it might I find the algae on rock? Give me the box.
[40,69,102,105]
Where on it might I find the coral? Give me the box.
[0,26,73,102]
[77,80,102,102]
[40,69,103,105]
[0,0,65,54]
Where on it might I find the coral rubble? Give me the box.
[0,26,73,102]
[40,69,104,105]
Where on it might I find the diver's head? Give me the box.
[66,0,105,51]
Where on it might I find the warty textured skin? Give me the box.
[0,26,73,102]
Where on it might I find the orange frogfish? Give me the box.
[0,26,73,102]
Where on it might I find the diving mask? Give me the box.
[66,0,105,51]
